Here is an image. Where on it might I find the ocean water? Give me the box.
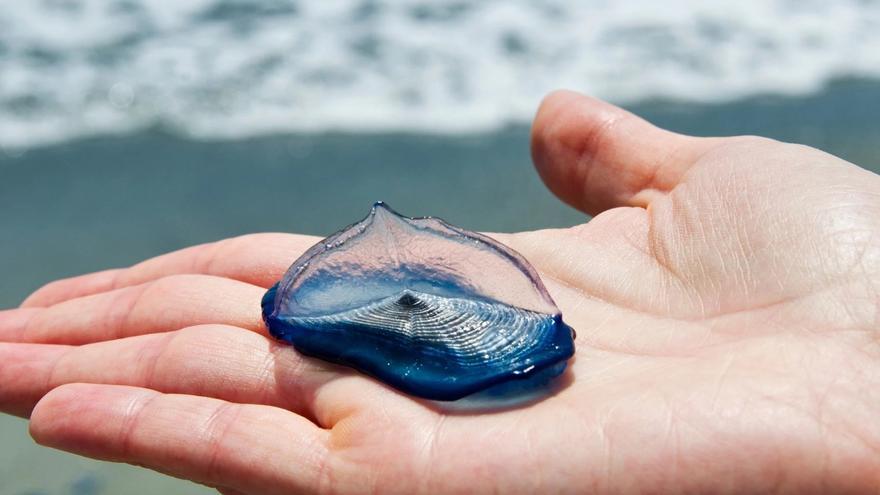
[3,77,880,495]
[2,0,880,149]
[2,2,880,495]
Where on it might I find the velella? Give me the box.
[261,202,575,401]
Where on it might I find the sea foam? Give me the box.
[1,0,879,149]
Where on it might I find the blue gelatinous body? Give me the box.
[262,202,575,401]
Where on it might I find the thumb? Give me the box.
[530,90,722,216]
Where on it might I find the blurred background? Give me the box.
[1,1,879,494]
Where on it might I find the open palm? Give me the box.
[2,91,879,494]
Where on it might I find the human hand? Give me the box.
[2,91,879,494]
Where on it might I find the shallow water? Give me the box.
[1,79,879,494]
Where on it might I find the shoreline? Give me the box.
[3,77,879,165]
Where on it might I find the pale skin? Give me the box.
[1,91,879,494]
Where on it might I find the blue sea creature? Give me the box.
[262,202,575,401]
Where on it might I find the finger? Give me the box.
[0,325,361,422]
[530,90,724,216]
[21,233,319,308]
[30,383,335,495]
[3,275,265,345]
[0,342,68,417]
